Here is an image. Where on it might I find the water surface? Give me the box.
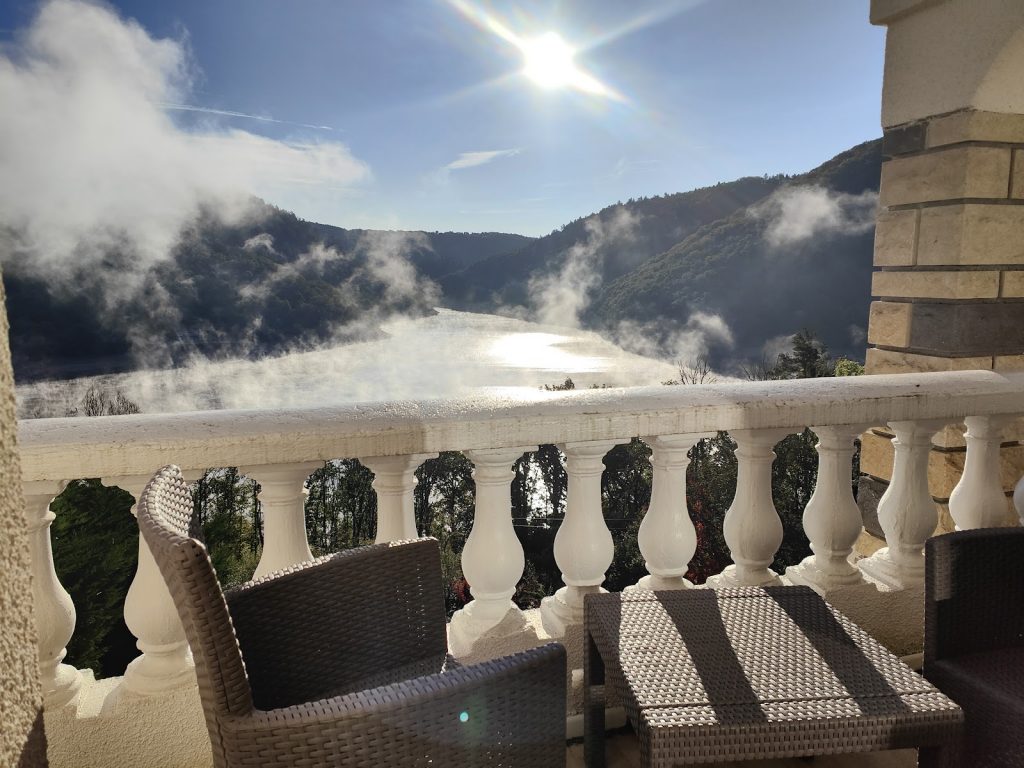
[18,309,679,417]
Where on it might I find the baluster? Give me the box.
[949,415,1013,529]
[860,419,945,589]
[707,428,793,588]
[449,447,538,656]
[362,454,437,543]
[786,425,869,593]
[23,480,82,709]
[243,462,322,579]
[541,440,621,637]
[632,435,706,591]
[107,472,199,695]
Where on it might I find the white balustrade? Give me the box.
[786,425,869,593]
[949,415,1013,529]
[106,472,198,696]
[860,419,945,589]
[541,440,621,637]
[362,454,437,543]
[15,371,1024,715]
[242,462,322,579]
[632,434,707,591]
[449,447,538,656]
[23,480,82,709]
[707,428,793,588]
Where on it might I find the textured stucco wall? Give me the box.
[0,271,46,765]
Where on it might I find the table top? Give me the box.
[585,586,961,737]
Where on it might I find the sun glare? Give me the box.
[445,0,621,100]
[520,33,575,89]
[518,32,609,96]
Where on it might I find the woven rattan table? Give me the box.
[584,586,963,767]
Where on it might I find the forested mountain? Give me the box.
[434,138,882,366]
[592,140,883,364]
[440,175,782,310]
[5,139,882,384]
[4,201,531,381]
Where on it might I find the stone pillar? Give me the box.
[861,0,1024,552]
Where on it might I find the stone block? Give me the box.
[927,110,1024,148]
[879,146,1011,207]
[865,348,992,374]
[853,528,886,560]
[936,503,956,535]
[1002,269,1024,297]
[995,354,1024,371]
[906,302,1024,356]
[871,270,999,299]
[860,430,898,482]
[918,204,1024,265]
[856,474,887,539]
[1014,149,1024,200]
[883,121,927,157]
[867,301,913,347]
[873,209,918,266]
[870,0,938,26]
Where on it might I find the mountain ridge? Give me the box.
[3,139,884,384]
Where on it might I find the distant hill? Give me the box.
[305,223,532,281]
[441,175,782,310]
[4,201,533,382]
[437,138,881,367]
[592,139,883,364]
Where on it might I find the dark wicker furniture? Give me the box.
[925,527,1024,768]
[584,587,962,767]
[137,465,567,768]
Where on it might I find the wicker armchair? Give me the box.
[137,465,567,768]
[925,527,1024,768]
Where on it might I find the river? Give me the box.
[17,309,681,417]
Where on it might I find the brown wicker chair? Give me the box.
[925,527,1024,768]
[137,464,567,768]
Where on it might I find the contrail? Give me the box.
[160,102,337,131]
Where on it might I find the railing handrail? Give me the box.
[17,370,1024,482]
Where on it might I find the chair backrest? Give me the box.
[926,526,1024,664]
[137,465,253,768]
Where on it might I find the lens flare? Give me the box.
[518,32,608,96]
[445,0,621,100]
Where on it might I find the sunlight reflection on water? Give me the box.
[18,309,678,416]
[487,332,606,373]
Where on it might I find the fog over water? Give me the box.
[17,309,681,418]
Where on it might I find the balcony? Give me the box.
[17,369,1024,767]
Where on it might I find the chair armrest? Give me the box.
[925,528,1024,667]
[225,538,448,710]
[222,643,568,768]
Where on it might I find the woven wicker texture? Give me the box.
[925,528,1024,768]
[138,465,567,767]
[584,587,962,767]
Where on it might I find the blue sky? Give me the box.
[0,0,885,237]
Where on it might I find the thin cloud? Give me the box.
[444,148,521,171]
[161,102,338,131]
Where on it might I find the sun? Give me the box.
[520,32,576,89]
[517,32,609,96]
